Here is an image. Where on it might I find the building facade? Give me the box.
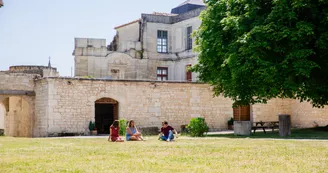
[1,0,327,138]
[0,70,327,137]
[73,0,205,82]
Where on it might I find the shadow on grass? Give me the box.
[205,128,328,140]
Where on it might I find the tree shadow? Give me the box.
[206,128,328,140]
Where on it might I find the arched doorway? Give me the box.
[95,98,118,134]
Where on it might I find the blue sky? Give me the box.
[0,0,181,76]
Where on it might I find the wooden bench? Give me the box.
[252,121,279,134]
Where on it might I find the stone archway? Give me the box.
[0,96,34,137]
[94,98,119,134]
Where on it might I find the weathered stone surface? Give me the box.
[9,65,59,77]
[40,78,233,136]
[279,114,291,137]
[0,90,35,96]
[1,71,328,138]
[234,121,252,136]
[74,6,202,82]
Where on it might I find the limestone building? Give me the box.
[73,0,206,82]
[0,64,59,137]
[1,68,328,137]
[1,0,328,138]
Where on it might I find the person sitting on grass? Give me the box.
[108,120,124,142]
[158,121,164,140]
[126,120,144,141]
[159,121,178,142]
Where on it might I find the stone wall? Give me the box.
[0,95,35,137]
[75,38,106,49]
[0,72,37,137]
[40,78,234,136]
[74,49,197,82]
[291,100,328,128]
[252,99,293,122]
[5,96,33,137]
[9,66,58,77]
[0,72,37,91]
[142,14,173,24]
[39,77,328,137]
[252,99,328,128]
[1,72,328,137]
[0,104,4,129]
[172,7,206,23]
[141,7,205,24]
[116,22,141,52]
[33,79,50,137]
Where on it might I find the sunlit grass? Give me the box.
[0,133,327,173]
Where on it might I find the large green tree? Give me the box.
[193,0,328,107]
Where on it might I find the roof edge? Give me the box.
[114,19,141,30]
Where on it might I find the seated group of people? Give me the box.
[108,120,177,142]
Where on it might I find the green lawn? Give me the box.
[207,128,328,140]
[0,132,327,173]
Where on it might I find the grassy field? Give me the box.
[207,128,328,140]
[0,131,327,173]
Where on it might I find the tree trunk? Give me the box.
[233,105,250,121]
[279,114,291,137]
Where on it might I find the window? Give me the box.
[157,67,168,81]
[186,64,192,81]
[157,30,168,53]
[186,26,193,50]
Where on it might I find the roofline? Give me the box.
[177,0,205,7]
[141,6,205,25]
[74,37,106,40]
[41,77,203,84]
[9,65,57,70]
[114,19,141,30]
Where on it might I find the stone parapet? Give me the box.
[141,7,205,24]
[9,65,58,77]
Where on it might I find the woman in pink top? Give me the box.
[108,120,124,142]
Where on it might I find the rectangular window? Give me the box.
[157,67,168,81]
[186,26,192,50]
[157,30,168,53]
[186,64,192,81]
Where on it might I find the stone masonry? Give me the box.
[38,78,234,136]
[1,72,328,137]
[0,72,37,137]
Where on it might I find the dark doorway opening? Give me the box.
[95,98,118,134]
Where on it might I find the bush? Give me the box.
[119,119,128,136]
[187,117,209,137]
[228,118,234,125]
[180,125,189,135]
[88,121,95,131]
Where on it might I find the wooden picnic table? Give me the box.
[252,121,279,134]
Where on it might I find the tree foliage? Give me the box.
[193,0,328,107]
